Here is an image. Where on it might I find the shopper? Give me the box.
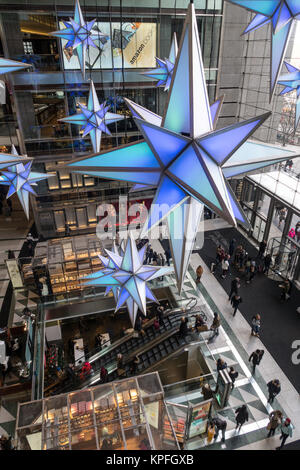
[178,317,189,339]
[153,317,160,331]
[276,417,293,449]
[208,312,221,343]
[165,248,171,266]
[228,366,239,389]
[235,405,249,432]
[193,314,207,332]
[251,314,261,337]
[267,379,281,404]
[278,207,287,228]
[248,349,264,374]
[130,355,140,376]
[231,294,242,317]
[216,358,227,372]
[100,365,108,383]
[80,361,92,381]
[156,305,165,326]
[258,240,267,258]
[202,383,214,400]
[228,277,240,301]
[263,253,272,275]
[196,265,203,283]
[221,256,230,279]
[212,417,227,443]
[207,422,216,443]
[279,279,291,302]
[267,410,282,438]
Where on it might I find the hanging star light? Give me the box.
[0,149,51,219]
[225,0,300,100]
[0,145,31,170]
[60,80,125,153]
[278,61,300,131]
[50,0,107,78]
[83,236,173,326]
[142,33,178,91]
[67,2,299,292]
[0,58,32,74]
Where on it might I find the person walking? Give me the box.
[267,379,281,404]
[178,317,189,340]
[279,279,291,302]
[235,405,249,432]
[228,277,240,301]
[196,265,203,283]
[263,253,272,275]
[212,417,227,443]
[208,312,221,343]
[248,349,264,374]
[165,248,171,266]
[228,366,239,389]
[156,305,165,326]
[100,365,109,383]
[276,417,293,449]
[251,314,261,337]
[221,256,230,279]
[278,207,287,228]
[258,240,267,258]
[267,410,282,438]
[216,358,227,371]
[231,294,242,317]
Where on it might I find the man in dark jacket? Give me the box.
[228,277,240,300]
[267,379,281,404]
[212,417,227,443]
[228,366,239,389]
[231,295,242,316]
[263,253,272,275]
[249,349,264,374]
[178,317,189,339]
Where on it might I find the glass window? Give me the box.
[76,208,88,228]
[54,210,65,231]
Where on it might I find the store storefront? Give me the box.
[16,372,180,450]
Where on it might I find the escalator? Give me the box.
[44,301,198,397]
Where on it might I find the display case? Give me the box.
[16,373,179,451]
[19,234,104,294]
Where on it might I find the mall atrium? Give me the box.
[0,0,299,453]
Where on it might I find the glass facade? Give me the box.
[0,0,223,237]
[16,372,179,450]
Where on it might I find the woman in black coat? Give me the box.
[235,405,249,431]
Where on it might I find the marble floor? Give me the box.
[149,231,300,450]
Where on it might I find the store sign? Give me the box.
[188,400,211,439]
[6,259,23,288]
[61,22,157,70]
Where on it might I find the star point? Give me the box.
[225,0,300,100]
[83,236,172,326]
[278,61,300,130]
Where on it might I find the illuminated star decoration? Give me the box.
[83,235,173,326]
[68,3,298,293]
[278,61,300,130]
[60,80,125,153]
[0,147,51,219]
[0,58,32,74]
[50,0,107,78]
[143,33,178,91]
[225,0,300,100]
[0,145,31,170]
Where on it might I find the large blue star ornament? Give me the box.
[225,1,300,100]
[0,145,31,170]
[60,80,125,153]
[0,58,32,75]
[0,149,51,218]
[50,0,107,78]
[143,33,178,91]
[83,236,172,326]
[278,61,300,130]
[68,3,299,292]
